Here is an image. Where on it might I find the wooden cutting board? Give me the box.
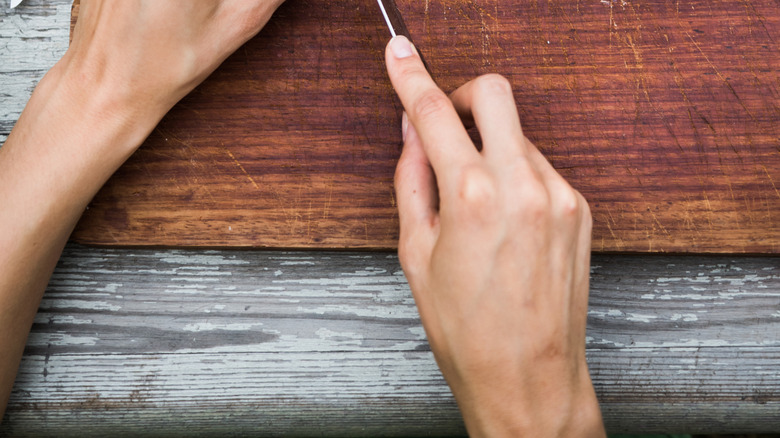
[70,0,780,253]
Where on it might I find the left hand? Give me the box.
[0,0,286,419]
[63,0,286,118]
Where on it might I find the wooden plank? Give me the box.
[65,0,780,253]
[1,245,779,435]
[3,4,780,435]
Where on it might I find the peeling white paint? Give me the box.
[408,326,427,340]
[156,253,251,266]
[27,333,99,347]
[47,300,122,311]
[297,304,420,319]
[33,314,94,325]
[671,313,698,322]
[316,328,364,343]
[96,283,123,293]
[182,322,264,332]
[626,313,658,323]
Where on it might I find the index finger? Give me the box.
[385,36,479,178]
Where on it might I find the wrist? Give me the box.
[53,51,172,152]
[1,55,167,232]
[451,361,605,438]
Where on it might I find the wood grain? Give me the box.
[2,245,779,435]
[4,5,780,434]
[67,0,779,252]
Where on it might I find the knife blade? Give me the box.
[376,0,432,74]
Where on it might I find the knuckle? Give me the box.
[473,73,513,98]
[557,187,581,218]
[552,185,591,227]
[412,90,453,123]
[579,193,594,230]
[455,165,498,212]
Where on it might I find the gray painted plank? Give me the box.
[1,246,779,435]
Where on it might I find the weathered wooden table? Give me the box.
[1,1,779,435]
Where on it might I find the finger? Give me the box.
[523,136,574,191]
[575,193,593,274]
[385,36,478,179]
[395,112,439,234]
[447,89,475,129]
[449,74,525,159]
[570,192,593,331]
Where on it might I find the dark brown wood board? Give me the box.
[69,0,780,253]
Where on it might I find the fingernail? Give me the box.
[402,111,409,142]
[390,35,414,59]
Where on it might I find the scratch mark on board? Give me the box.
[685,31,758,123]
[649,209,672,237]
[224,147,259,190]
[761,165,780,200]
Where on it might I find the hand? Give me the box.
[0,0,284,418]
[385,36,605,437]
[63,0,285,120]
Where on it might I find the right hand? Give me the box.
[385,36,605,437]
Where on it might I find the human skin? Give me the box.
[385,36,605,437]
[0,3,604,435]
[0,0,286,417]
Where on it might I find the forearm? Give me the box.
[0,57,165,417]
